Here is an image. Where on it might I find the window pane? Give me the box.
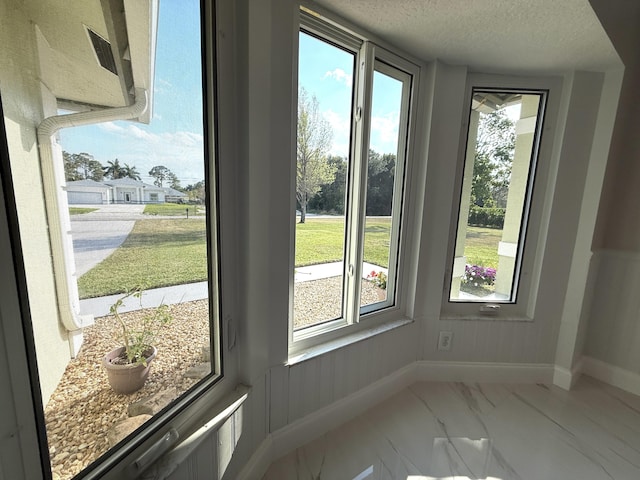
[360,69,404,310]
[0,0,215,478]
[449,90,543,302]
[294,31,355,330]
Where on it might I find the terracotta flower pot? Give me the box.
[103,346,157,394]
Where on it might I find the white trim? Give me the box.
[272,362,418,462]
[236,437,273,480]
[552,359,583,390]
[581,356,640,397]
[515,115,537,135]
[452,256,467,277]
[238,360,554,479]
[498,241,518,258]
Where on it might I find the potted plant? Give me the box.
[103,289,172,394]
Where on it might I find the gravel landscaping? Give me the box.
[293,276,386,329]
[44,276,386,478]
[44,300,210,480]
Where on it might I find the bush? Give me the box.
[468,206,505,229]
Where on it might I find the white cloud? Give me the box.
[323,109,351,157]
[87,123,206,185]
[370,113,399,153]
[323,68,352,87]
[98,122,125,133]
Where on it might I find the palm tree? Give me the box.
[103,159,125,179]
[122,163,141,180]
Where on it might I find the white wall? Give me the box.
[0,0,635,479]
[0,0,70,404]
[581,1,640,381]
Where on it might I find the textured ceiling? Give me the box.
[313,0,621,73]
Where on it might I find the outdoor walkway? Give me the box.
[80,281,209,317]
[74,205,389,316]
[71,204,145,276]
[295,261,388,283]
[81,262,389,317]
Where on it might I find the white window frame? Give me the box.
[0,1,241,478]
[289,10,419,355]
[441,73,563,321]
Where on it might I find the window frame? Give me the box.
[441,73,563,321]
[0,0,241,478]
[289,11,419,355]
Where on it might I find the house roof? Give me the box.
[103,178,163,190]
[30,0,157,123]
[164,187,187,197]
[65,179,110,189]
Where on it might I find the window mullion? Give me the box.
[344,41,375,325]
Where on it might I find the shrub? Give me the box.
[462,264,496,287]
[468,206,505,229]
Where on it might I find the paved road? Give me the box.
[71,204,210,315]
[70,204,145,276]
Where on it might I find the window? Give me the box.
[0,1,228,478]
[292,12,415,347]
[445,86,548,318]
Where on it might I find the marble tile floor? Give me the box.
[263,376,640,479]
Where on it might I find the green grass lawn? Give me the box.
[143,203,203,216]
[463,226,502,268]
[295,217,392,268]
[77,219,208,299]
[69,207,97,215]
[77,216,502,298]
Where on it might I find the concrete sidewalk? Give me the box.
[80,281,209,317]
[295,261,388,282]
[81,262,389,317]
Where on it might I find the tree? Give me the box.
[148,165,178,187]
[103,159,126,179]
[308,155,347,214]
[167,172,181,190]
[185,180,206,204]
[471,109,516,208]
[122,163,141,180]
[63,151,104,181]
[296,87,335,223]
[365,151,396,216]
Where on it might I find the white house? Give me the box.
[2,0,640,479]
[66,178,173,204]
[103,177,166,204]
[65,179,112,205]
[163,186,188,203]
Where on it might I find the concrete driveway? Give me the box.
[71,204,146,276]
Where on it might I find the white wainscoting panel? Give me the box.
[283,321,419,425]
[584,250,640,376]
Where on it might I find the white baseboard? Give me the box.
[581,356,640,397]
[270,362,418,462]
[553,358,584,391]
[416,360,554,384]
[236,436,272,480]
[237,360,556,479]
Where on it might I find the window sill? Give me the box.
[287,317,413,366]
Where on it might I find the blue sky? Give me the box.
[61,3,403,186]
[299,32,403,158]
[60,0,205,186]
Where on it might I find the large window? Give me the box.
[0,1,225,478]
[292,12,415,346]
[445,86,548,318]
